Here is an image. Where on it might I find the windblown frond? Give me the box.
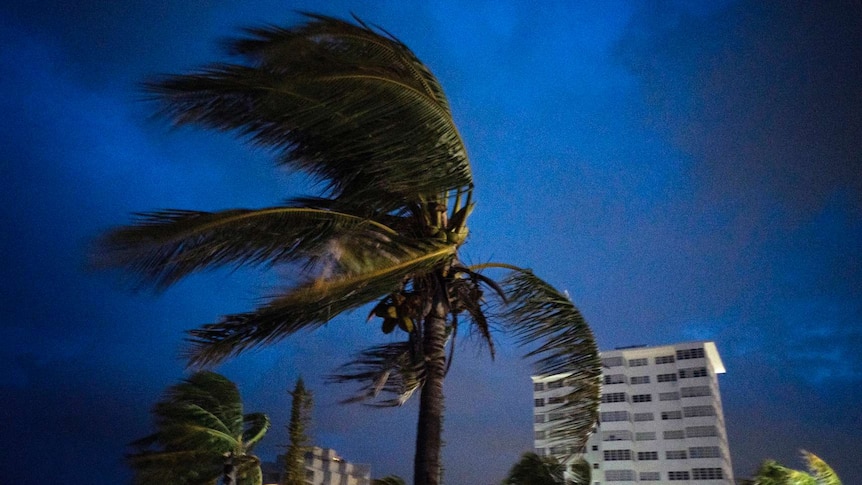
[145,14,471,213]
[328,340,424,407]
[185,243,457,366]
[490,267,601,450]
[241,413,271,450]
[93,206,401,288]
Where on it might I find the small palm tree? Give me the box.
[502,452,567,485]
[744,451,842,485]
[128,371,270,485]
[96,14,600,485]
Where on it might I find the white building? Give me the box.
[262,446,371,485]
[533,341,733,484]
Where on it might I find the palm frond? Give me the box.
[802,451,842,485]
[492,267,601,449]
[241,413,271,450]
[328,340,424,407]
[145,14,471,212]
[93,206,403,288]
[185,243,457,366]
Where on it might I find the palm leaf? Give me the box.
[241,413,271,449]
[93,206,403,288]
[802,451,842,485]
[185,243,457,366]
[328,340,424,407]
[487,266,601,449]
[145,14,471,212]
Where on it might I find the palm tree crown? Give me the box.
[96,14,600,485]
[128,371,270,485]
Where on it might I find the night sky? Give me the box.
[2,1,860,484]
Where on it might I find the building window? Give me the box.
[657,373,677,382]
[549,412,566,421]
[659,392,680,401]
[639,471,661,481]
[666,450,687,460]
[534,398,545,407]
[692,468,724,480]
[655,355,675,364]
[601,392,627,403]
[679,367,708,379]
[547,379,564,389]
[549,445,568,455]
[632,394,652,403]
[605,469,636,481]
[686,426,719,438]
[663,430,685,440]
[548,396,566,405]
[684,405,716,417]
[630,376,650,385]
[668,471,691,481]
[602,430,633,441]
[689,446,722,459]
[600,411,630,422]
[637,451,658,461]
[635,432,656,441]
[604,374,626,385]
[681,386,711,397]
[534,414,546,423]
[593,463,600,469]
[535,430,546,440]
[661,411,682,420]
[628,358,648,367]
[603,449,632,461]
[633,412,654,422]
[534,382,545,391]
[602,356,624,367]
[676,347,705,360]
[592,445,598,451]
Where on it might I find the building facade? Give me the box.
[533,341,733,484]
[262,446,371,485]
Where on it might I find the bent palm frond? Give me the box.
[93,206,402,288]
[146,14,471,212]
[329,340,425,407]
[486,266,601,449]
[186,243,457,366]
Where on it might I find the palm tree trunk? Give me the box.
[223,452,237,485]
[413,281,448,485]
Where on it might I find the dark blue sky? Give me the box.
[2,1,860,483]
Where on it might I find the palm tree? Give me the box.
[128,371,270,485]
[96,14,600,485]
[743,451,842,485]
[283,377,313,485]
